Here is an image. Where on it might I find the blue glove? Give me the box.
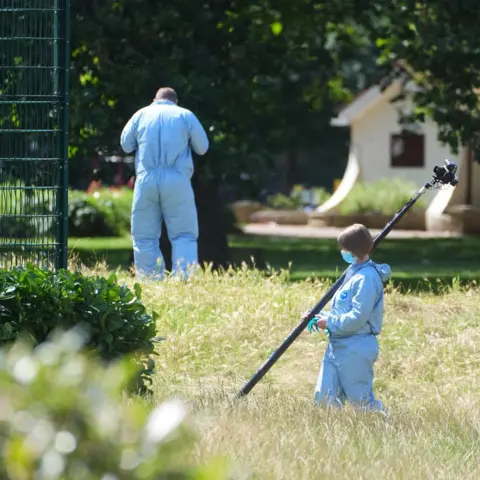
[307,316,321,333]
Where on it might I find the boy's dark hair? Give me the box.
[337,223,373,258]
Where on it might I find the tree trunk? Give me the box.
[466,144,473,205]
[286,146,299,190]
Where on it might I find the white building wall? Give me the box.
[349,92,460,204]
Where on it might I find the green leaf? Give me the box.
[270,21,283,36]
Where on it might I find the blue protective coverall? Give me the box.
[314,260,391,410]
[120,100,209,279]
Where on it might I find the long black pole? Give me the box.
[236,183,431,398]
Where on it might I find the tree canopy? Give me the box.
[69,1,374,187]
[69,0,480,184]
[363,0,480,156]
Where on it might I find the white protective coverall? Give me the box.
[314,260,392,410]
[120,100,209,279]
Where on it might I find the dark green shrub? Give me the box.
[0,182,55,238]
[67,188,133,237]
[0,265,157,390]
[92,187,133,233]
[68,191,122,237]
[0,216,36,238]
[0,332,227,479]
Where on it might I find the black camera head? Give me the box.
[432,160,459,187]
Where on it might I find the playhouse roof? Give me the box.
[332,58,480,129]
[330,77,420,127]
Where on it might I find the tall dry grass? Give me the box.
[78,261,480,479]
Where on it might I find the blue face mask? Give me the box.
[341,250,356,264]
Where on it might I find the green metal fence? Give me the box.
[0,0,70,270]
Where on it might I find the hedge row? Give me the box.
[0,187,133,238]
[1,178,425,239]
[265,178,425,215]
[68,188,133,237]
[339,178,426,215]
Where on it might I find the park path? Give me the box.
[241,223,461,239]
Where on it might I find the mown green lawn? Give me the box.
[68,233,480,290]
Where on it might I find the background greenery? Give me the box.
[67,234,480,291]
[339,178,426,215]
[4,1,479,268]
[68,188,133,237]
[2,2,480,477]
[68,1,480,191]
[64,178,427,240]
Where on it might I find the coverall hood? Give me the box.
[370,261,392,283]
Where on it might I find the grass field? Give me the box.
[78,263,480,479]
[69,233,480,290]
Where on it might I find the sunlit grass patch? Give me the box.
[79,262,480,478]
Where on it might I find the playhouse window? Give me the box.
[390,133,425,167]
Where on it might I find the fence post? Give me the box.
[54,0,70,270]
[0,0,70,270]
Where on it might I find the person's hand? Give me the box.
[316,317,328,330]
[307,317,320,333]
[302,309,312,320]
[302,309,318,333]
[307,316,327,333]
[307,315,328,333]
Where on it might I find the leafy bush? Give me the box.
[68,188,133,237]
[69,186,243,238]
[68,194,118,237]
[304,187,331,206]
[0,181,55,238]
[98,187,134,229]
[266,193,302,210]
[0,216,37,238]
[0,265,157,390]
[0,182,133,238]
[267,188,331,210]
[339,178,426,215]
[0,332,227,479]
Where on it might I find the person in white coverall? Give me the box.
[306,224,391,412]
[120,87,209,280]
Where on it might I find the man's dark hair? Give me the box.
[155,87,178,103]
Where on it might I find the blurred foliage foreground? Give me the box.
[0,330,227,479]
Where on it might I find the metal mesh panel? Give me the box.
[0,0,69,270]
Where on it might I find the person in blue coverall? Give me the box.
[306,224,391,412]
[120,87,209,280]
